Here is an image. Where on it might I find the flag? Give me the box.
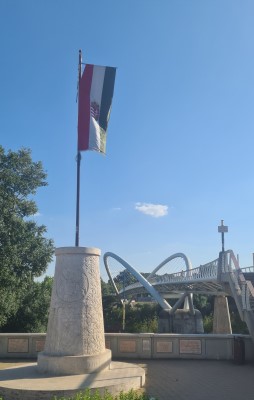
[78,64,116,153]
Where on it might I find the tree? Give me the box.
[1,276,53,333]
[0,146,54,329]
[101,278,114,296]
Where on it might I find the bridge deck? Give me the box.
[120,270,254,302]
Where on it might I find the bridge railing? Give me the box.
[222,250,240,272]
[119,281,143,293]
[120,258,219,294]
[238,266,254,310]
[240,266,254,273]
[223,250,254,311]
[193,259,219,280]
[152,258,218,284]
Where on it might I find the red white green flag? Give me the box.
[78,64,116,153]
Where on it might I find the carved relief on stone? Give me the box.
[81,256,105,355]
[45,306,83,355]
[56,266,89,303]
[43,248,106,357]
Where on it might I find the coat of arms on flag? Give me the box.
[90,101,100,121]
[78,64,116,153]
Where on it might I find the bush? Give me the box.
[203,314,213,333]
[53,389,157,400]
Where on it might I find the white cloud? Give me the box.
[33,212,41,217]
[135,203,168,218]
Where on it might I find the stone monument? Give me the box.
[0,247,145,400]
[38,247,112,375]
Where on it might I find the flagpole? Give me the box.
[75,50,82,247]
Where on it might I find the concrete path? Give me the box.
[0,359,253,400]
[135,359,254,400]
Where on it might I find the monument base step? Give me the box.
[37,349,112,375]
[0,361,145,400]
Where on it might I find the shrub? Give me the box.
[53,388,157,400]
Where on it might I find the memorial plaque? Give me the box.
[180,339,201,354]
[142,339,150,351]
[119,340,136,353]
[156,341,173,353]
[105,340,110,349]
[8,338,28,353]
[35,340,45,352]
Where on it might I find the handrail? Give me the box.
[240,266,254,273]
[124,261,219,289]
[223,250,254,310]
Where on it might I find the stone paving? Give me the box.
[0,359,254,400]
[134,359,254,400]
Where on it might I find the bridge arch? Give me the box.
[103,252,195,312]
[104,252,172,310]
[148,252,192,279]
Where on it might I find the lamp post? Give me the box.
[218,220,228,252]
[122,270,126,332]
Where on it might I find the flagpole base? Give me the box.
[38,246,109,375]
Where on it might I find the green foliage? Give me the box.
[230,311,249,334]
[101,278,114,296]
[1,276,53,333]
[103,297,123,332]
[131,316,158,333]
[53,388,156,400]
[203,314,213,333]
[193,294,214,317]
[0,389,158,400]
[103,299,159,333]
[124,303,159,333]
[102,290,250,335]
[113,271,138,292]
[0,146,54,329]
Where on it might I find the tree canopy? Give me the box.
[0,146,54,328]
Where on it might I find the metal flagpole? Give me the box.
[75,50,82,247]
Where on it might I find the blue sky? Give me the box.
[1,0,254,280]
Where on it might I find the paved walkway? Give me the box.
[135,359,254,400]
[0,359,253,400]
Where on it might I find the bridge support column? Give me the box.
[213,295,232,334]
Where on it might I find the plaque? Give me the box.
[180,339,201,354]
[119,340,136,353]
[156,341,173,353]
[105,340,110,349]
[35,340,45,352]
[8,338,29,353]
[142,339,150,351]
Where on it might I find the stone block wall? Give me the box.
[0,333,253,362]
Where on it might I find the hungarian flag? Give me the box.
[78,64,116,153]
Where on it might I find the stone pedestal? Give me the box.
[38,247,111,375]
[213,295,232,334]
[158,309,204,334]
[0,247,145,399]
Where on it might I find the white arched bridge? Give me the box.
[104,250,254,341]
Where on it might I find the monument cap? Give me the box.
[55,247,101,256]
